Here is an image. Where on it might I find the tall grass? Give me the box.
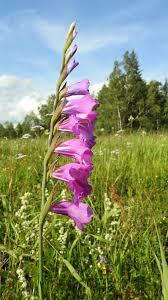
[0,133,168,299]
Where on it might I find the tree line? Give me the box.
[97,50,168,133]
[0,50,168,138]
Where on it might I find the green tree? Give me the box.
[108,60,126,130]
[3,122,16,138]
[123,50,147,129]
[22,112,40,135]
[38,95,55,130]
[161,79,168,128]
[15,123,23,138]
[0,123,5,138]
[96,84,113,133]
[146,81,163,130]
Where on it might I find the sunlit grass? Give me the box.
[0,133,168,299]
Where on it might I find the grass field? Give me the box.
[0,133,168,299]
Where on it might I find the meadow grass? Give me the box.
[0,133,168,299]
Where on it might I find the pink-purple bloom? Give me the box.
[70,44,78,58]
[65,80,89,96]
[50,28,98,231]
[54,138,93,168]
[59,115,97,148]
[59,113,97,134]
[52,163,92,202]
[79,125,96,148]
[50,201,93,231]
[63,94,97,115]
[66,59,79,76]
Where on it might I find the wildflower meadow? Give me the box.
[1,19,168,300]
[1,133,168,299]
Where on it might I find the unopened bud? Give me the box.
[65,44,78,65]
[64,21,77,53]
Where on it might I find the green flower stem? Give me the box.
[39,132,60,299]
[39,93,64,299]
[39,187,56,299]
[38,21,76,299]
[48,84,61,147]
[41,163,47,209]
[38,223,43,300]
[48,50,66,147]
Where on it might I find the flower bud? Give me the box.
[64,21,77,53]
[59,59,79,85]
[65,44,78,65]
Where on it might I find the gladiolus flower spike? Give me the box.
[50,22,98,231]
[38,22,98,300]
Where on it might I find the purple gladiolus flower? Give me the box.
[63,94,97,115]
[79,127,96,148]
[66,59,79,76]
[65,45,78,64]
[48,22,98,231]
[59,113,97,134]
[59,115,86,133]
[59,115,97,148]
[75,111,98,121]
[52,163,92,202]
[55,138,93,168]
[66,79,89,96]
[50,201,93,231]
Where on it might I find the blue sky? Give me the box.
[0,0,168,123]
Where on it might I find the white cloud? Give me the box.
[0,75,45,123]
[0,75,31,88]
[90,81,106,95]
[5,10,141,54]
[9,93,42,119]
[0,10,156,55]
[77,25,142,53]
[33,17,127,53]
[33,18,66,52]
[0,74,105,124]
[33,17,144,53]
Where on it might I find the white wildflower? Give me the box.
[31,125,44,131]
[21,133,32,139]
[104,193,112,211]
[16,153,27,160]
[111,149,120,156]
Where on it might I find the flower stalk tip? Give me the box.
[39,21,98,299]
[67,21,76,38]
[64,21,77,53]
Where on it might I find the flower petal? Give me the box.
[52,163,92,202]
[50,201,93,231]
[66,59,79,76]
[55,138,93,167]
[66,80,90,96]
[63,94,97,115]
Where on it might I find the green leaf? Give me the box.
[62,258,91,298]
[68,236,80,261]
[153,224,168,300]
